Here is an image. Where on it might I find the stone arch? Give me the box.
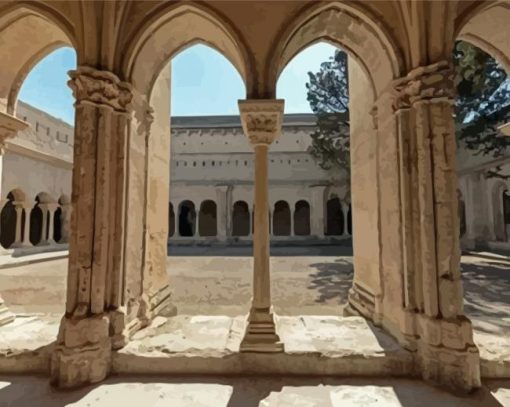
[0,4,77,114]
[457,2,510,74]
[273,200,291,236]
[326,197,343,236]
[168,202,175,238]
[232,201,250,237]
[0,190,24,248]
[491,181,508,241]
[198,200,217,237]
[121,3,251,99]
[267,2,403,98]
[178,200,196,237]
[294,200,310,236]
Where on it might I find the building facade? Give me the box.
[169,114,351,244]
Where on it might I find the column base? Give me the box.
[344,283,382,325]
[240,308,284,353]
[415,314,481,393]
[0,298,14,327]
[50,314,111,389]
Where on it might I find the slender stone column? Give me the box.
[215,186,228,241]
[12,203,24,247]
[341,202,350,237]
[46,204,58,244]
[239,99,284,352]
[310,185,327,238]
[38,204,50,245]
[289,205,294,237]
[21,205,32,247]
[59,204,71,244]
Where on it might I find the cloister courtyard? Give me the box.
[1,246,510,339]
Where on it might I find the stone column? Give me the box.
[310,185,327,238]
[37,204,50,245]
[289,204,294,237]
[239,99,284,352]
[463,171,489,249]
[390,61,480,391]
[51,66,141,389]
[216,185,231,242]
[59,204,71,244]
[21,205,32,247]
[46,203,58,244]
[0,110,28,326]
[11,202,24,247]
[341,202,350,237]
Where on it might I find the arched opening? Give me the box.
[325,197,343,236]
[0,191,22,249]
[347,203,352,236]
[294,200,310,236]
[271,1,402,330]
[458,190,467,238]
[272,201,291,236]
[198,200,217,237]
[168,203,175,238]
[503,190,510,241]
[53,206,62,243]
[29,197,43,246]
[178,200,196,237]
[232,201,250,237]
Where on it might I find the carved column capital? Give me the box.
[68,66,133,113]
[238,99,284,146]
[391,60,455,112]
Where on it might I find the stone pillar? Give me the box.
[46,204,58,244]
[341,202,350,237]
[51,66,146,389]
[59,204,71,244]
[216,185,231,242]
[37,204,51,245]
[389,61,480,391]
[21,205,32,247]
[289,204,294,237]
[12,202,24,247]
[239,99,284,352]
[310,185,326,238]
[463,171,489,249]
[0,110,28,326]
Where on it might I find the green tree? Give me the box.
[306,41,510,177]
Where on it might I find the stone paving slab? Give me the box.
[0,315,59,373]
[1,375,510,406]
[114,315,416,377]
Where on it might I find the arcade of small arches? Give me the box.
[0,0,509,397]
[0,189,70,250]
[168,197,352,241]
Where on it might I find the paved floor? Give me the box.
[0,249,509,335]
[1,375,510,406]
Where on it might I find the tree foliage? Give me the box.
[306,41,510,177]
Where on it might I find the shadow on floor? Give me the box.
[307,258,353,304]
[0,375,506,407]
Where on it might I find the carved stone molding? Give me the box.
[0,111,28,150]
[238,99,284,145]
[68,66,133,113]
[391,60,455,112]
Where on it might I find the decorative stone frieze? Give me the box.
[239,99,284,145]
[391,60,455,112]
[68,66,133,113]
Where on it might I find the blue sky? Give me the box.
[18,42,338,125]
